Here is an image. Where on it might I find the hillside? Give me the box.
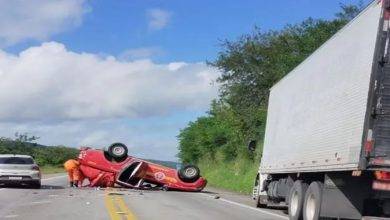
[0,138,79,167]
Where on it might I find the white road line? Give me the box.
[4,214,18,218]
[200,193,288,220]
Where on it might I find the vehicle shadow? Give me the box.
[40,185,65,190]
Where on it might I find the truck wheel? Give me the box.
[256,195,268,208]
[303,181,323,220]
[178,165,200,183]
[383,200,390,216]
[288,180,308,220]
[107,143,128,159]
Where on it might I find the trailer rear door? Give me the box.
[365,2,390,168]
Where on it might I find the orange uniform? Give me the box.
[64,159,82,186]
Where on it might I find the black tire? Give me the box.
[288,180,308,220]
[303,181,323,220]
[256,195,268,208]
[107,143,128,159]
[31,181,41,189]
[178,165,200,183]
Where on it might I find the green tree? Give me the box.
[0,135,78,167]
[179,3,363,165]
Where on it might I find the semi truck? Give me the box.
[252,0,390,219]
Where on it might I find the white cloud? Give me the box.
[168,62,188,71]
[118,47,164,60]
[0,42,219,122]
[0,0,89,46]
[147,9,172,30]
[0,42,219,160]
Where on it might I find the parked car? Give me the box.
[0,154,41,188]
[78,143,207,191]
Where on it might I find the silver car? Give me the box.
[0,154,41,188]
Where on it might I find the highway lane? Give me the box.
[0,175,288,220]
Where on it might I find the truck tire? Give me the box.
[303,181,323,220]
[178,165,200,183]
[256,195,268,208]
[31,180,41,189]
[107,143,128,159]
[288,180,308,220]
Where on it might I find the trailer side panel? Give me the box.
[261,2,382,174]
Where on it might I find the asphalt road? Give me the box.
[0,175,288,220]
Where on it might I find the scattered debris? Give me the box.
[108,192,124,196]
[214,195,220,199]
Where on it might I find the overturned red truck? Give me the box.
[78,143,207,192]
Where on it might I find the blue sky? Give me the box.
[0,0,370,161]
[6,0,369,62]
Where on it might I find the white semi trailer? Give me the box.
[252,1,390,219]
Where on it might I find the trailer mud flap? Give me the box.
[321,173,370,219]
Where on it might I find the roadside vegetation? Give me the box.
[178,3,363,194]
[40,165,67,174]
[0,133,78,173]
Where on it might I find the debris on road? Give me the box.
[107,192,124,196]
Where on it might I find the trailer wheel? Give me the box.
[303,181,323,220]
[288,180,308,220]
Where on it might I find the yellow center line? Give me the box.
[104,188,137,220]
[105,193,121,220]
[116,196,137,220]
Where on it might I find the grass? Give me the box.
[198,156,259,194]
[40,165,65,174]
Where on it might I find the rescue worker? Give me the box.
[64,159,82,187]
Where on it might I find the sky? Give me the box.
[0,0,370,161]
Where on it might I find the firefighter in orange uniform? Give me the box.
[64,159,82,187]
